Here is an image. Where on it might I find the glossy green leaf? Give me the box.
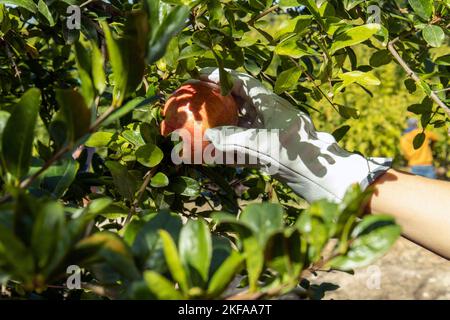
[170,176,200,197]
[37,0,54,26]
[105,161,139,201]
[136,143,164,168]
[55,89,91,143]
[132,211,182,272]
[101,11,147,106]
[330,24,381,54]
[31,201,65,270]
[275,37,317,59]
[91,43,106,94]
[274,67,302,94]
[74,42,95,107]
[408,0,433,20]
[207,251,244,297]
[148,5,189,63]
[413,132,426,149]
[2,88,41,179]
[102,96,158,127]
[85,132,114,148]
[40,158,79,198]
[240,203,285,247]
[0,110,10,153]
[369,50,392,67]
[150,172,169,188]
[179,219,212,288]
[422,25,445,48]
[0,223,34,280]
[159,229,189,292]
[328,215,401,270]
[74,231,140,281]
[144,271,184,299]
[0,0,37,12]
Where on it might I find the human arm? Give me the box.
[368,169,450,259]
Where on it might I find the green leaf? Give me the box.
[0,0,37,12]
[207,251,244,297]
[265,230,303,282]
[159,229,189,293]
[102,96,158,127]
[240,203,285,247]
[279,0,300,9]
[408,0,433,20]
[297,0,325,30]
[422,25,445,48]
[274,67,302,94]
[218,66,234,96]
[239,203,284,291]
[179,219,212,288]
[31,201,65,271]
[404,79,417,93]
[101,11,147,106]
[132,211,182,273]
[0,110,10,153]
[91,42,106,94]
[37,0,54,26]
[242,235,263,292]
[74,231,140,280]
[339,71,381,86]
[170,176,200,197]
[2,88,41,179]
[85,132,114,148]
[369,50,392,67]
[150,172,169,188]
[74,42,95,107]
[0,223,34,280]
[39,158,79,198]
[143,271,184,299]
[413,132,426,149]
[105,161,139,201]
[136,143,164,168]
[328,215,401,270]
[148,5,189,63]
[178,44,206,60]
[275,37,317,59]
[335,71,380,94]
[121,129,145,147]
[435,54,450,66]
[330,24,381,54]
[55,89,91,143]
[332,125,351,143]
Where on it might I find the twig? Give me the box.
[125,167,157,225]
[289,57,339,113]
[434,87,450,93]
[248,5,279,26]
[387,38,450,119]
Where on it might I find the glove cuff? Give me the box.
[360,157,393,190]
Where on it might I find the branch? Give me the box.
[125,167,158,225]
[387,38,450,119]
[248,4,279,26]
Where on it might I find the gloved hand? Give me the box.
[199,68,392,203]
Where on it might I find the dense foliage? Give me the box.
[0,0,448,299]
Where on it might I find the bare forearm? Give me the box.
[367,169,450,259]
